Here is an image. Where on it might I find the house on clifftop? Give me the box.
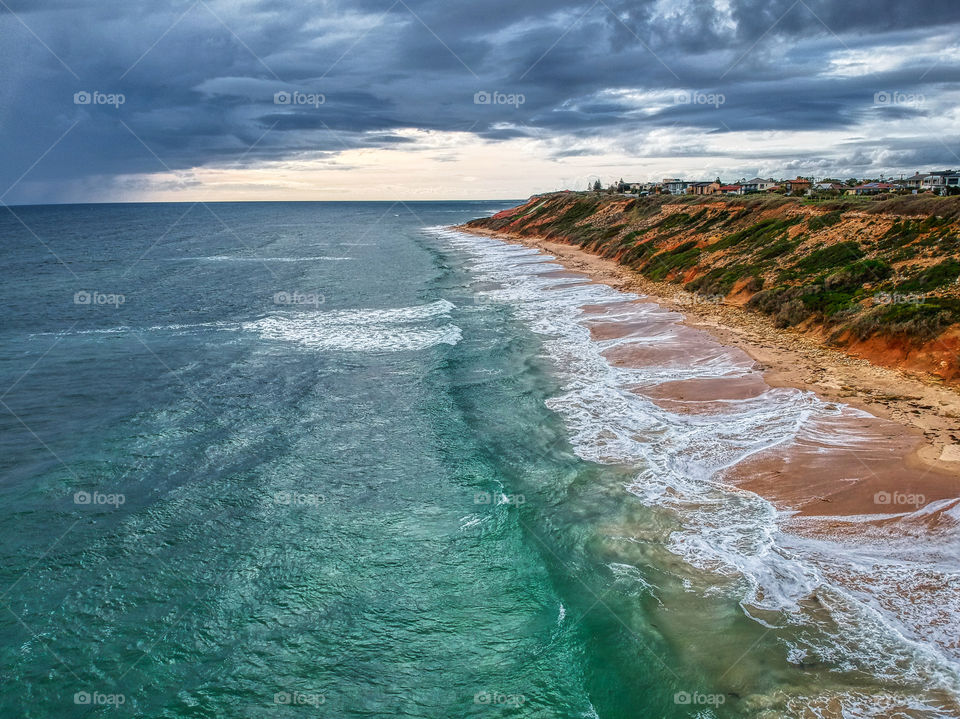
[741,177,778,193]
[783,177,812,195]
[689,180,722,195]
[896,173,926,190]
[922,171,957,192]
[848,182,895,195]
[663,178,689,195]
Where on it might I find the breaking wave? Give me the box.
[33,300,461,353]
[433,226,960,716]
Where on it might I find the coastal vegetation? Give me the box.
[465,192,960,380]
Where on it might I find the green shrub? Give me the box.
[547,199,600,234]
[721,209,751,227]
[710,217,801,252]
[696,211,730,231]
[754,237,801,261]
[920,215,951,232]
[654,212,693,232]
[685,264,762,296]
[897,259,960,292]
[846,298,960,343]
[644,241,701,281]
[824,259,891,290]
[800,287,857,317]
[792,241,864,272]
[862,195,960,220]
[807,210,843,232]
[621,240,655,266]
[877,219,921,249]
[748,284,855,326]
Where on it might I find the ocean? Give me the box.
[0,201,957,718]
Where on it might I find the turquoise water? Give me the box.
[1,202,957,718]
[0,203,678,718]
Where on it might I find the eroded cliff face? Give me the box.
[464,192,960,382]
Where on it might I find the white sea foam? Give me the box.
[775,691,960,718]
[242,299,460,352]
[34,300,461,353]
[242,314,461,352]
[283,299,456,325]
[433,226,960,712]
[165,255,354,262]
[459,514,487,530]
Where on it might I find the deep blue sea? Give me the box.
[1,202,958,718]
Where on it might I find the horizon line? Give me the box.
[1,198,530,209]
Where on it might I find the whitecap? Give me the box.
[242,300,461,352]
[433,226,960,709]
[32,300,461,354]
[164,255,353,262]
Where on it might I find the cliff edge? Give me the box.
[463,192,960,384]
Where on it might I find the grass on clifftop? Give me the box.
[465,192,960,347]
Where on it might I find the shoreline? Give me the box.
[444,220,960,705]
[456,225,960,480]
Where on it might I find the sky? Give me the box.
[1,0,959,203]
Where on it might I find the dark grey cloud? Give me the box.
[1,0,959,202]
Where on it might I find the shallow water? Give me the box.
[433,226,960,717]
[0,202,956,718]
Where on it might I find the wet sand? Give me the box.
[448,224,960,710]
[587,307,960,520]
[457,225,960,524]
[449,223,960,718]
[460,227,960,470]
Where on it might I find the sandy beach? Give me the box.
[457,226,960,521]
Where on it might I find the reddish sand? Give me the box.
[462,225,960,479]
[643,376,772,404]
[462,224,960,694]
[548,259,960,522]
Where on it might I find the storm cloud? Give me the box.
[1,0,958,201]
